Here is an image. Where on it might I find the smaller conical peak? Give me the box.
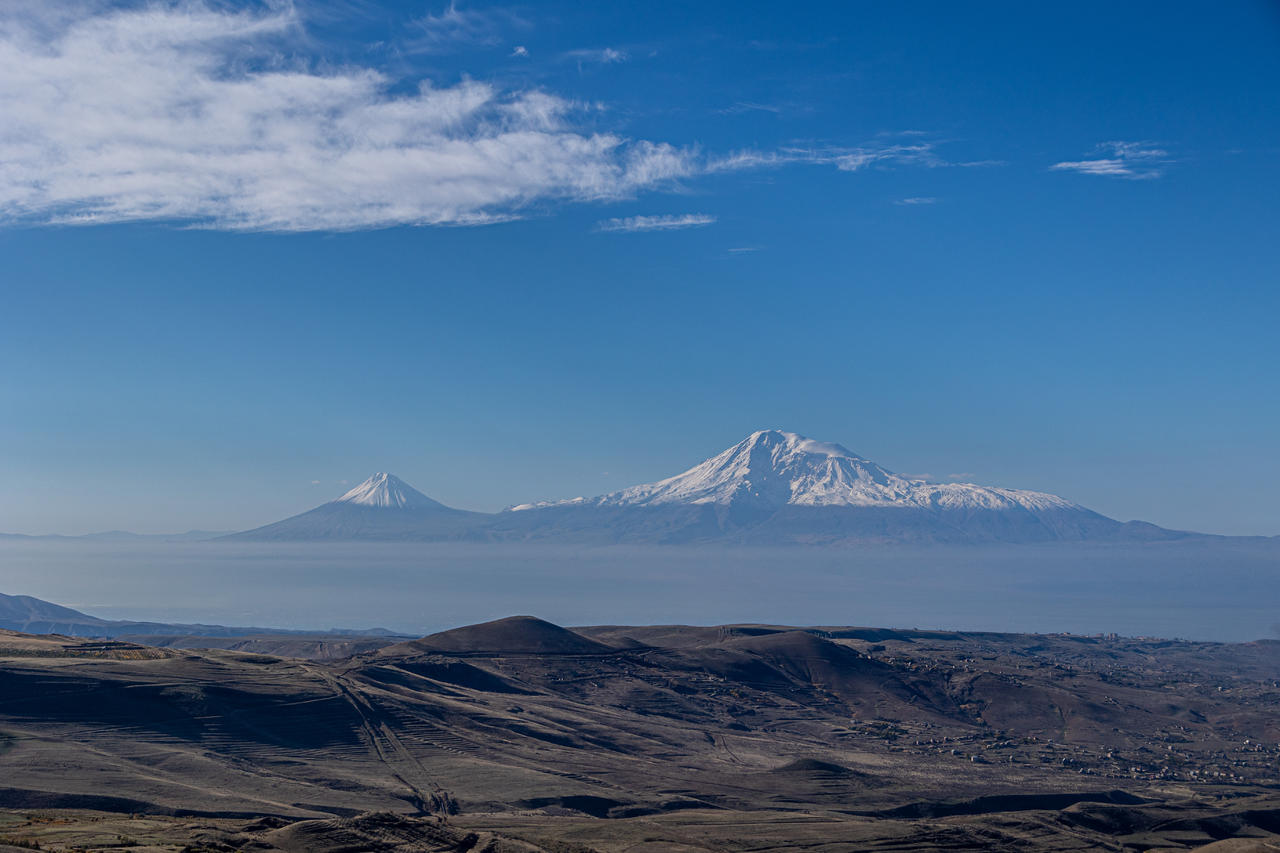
[335,473,445,509]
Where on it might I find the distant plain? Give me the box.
[2,539,1275,641]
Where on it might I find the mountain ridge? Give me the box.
[221,431,1217,544]
[0,529,231,542]
[0,592,402,640]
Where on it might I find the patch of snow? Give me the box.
[507,497,587,512]
[335,473,446,510]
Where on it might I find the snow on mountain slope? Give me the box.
[514,430,1081,514]
[221,473,472,540]
[336,473,447,510]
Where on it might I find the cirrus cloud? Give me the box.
[407,2,529,53]
[564,46,628,64]
[595,213,716,233]
[707,139,998,175]
[1051,141,1171,180]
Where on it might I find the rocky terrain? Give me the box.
[1,618,1279,850]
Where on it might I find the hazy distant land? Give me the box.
[2,538,1276,642]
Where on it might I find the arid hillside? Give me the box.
[1,620,1279,850]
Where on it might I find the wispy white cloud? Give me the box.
[510,44,528,57]
[1051,141,1170,179]
[595,213,716,233]
[705,149,788,172]
[718,101,784,115]
[0,2,696,231]
[827,143,946,171]
[564,47,628,64]
[407,2,528,52]
[708,139,994,175]
[895,197,937,205]
[727,246,759,253]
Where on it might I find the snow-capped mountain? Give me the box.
[490,430,1193,544]
[517,430,1079,514]
[336,473,447,510]
[224,473,476,541]
[227,437,1197,544]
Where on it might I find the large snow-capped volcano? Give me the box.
[516,430,1080,514]
[336,472,447,510]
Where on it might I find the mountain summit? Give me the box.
[337,473,447,510]
[565,429,1078,514]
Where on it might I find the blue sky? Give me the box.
[1,0,1278,535]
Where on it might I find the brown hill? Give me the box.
[385,615,616,657]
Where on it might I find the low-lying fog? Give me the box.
[2,540,1276,642]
